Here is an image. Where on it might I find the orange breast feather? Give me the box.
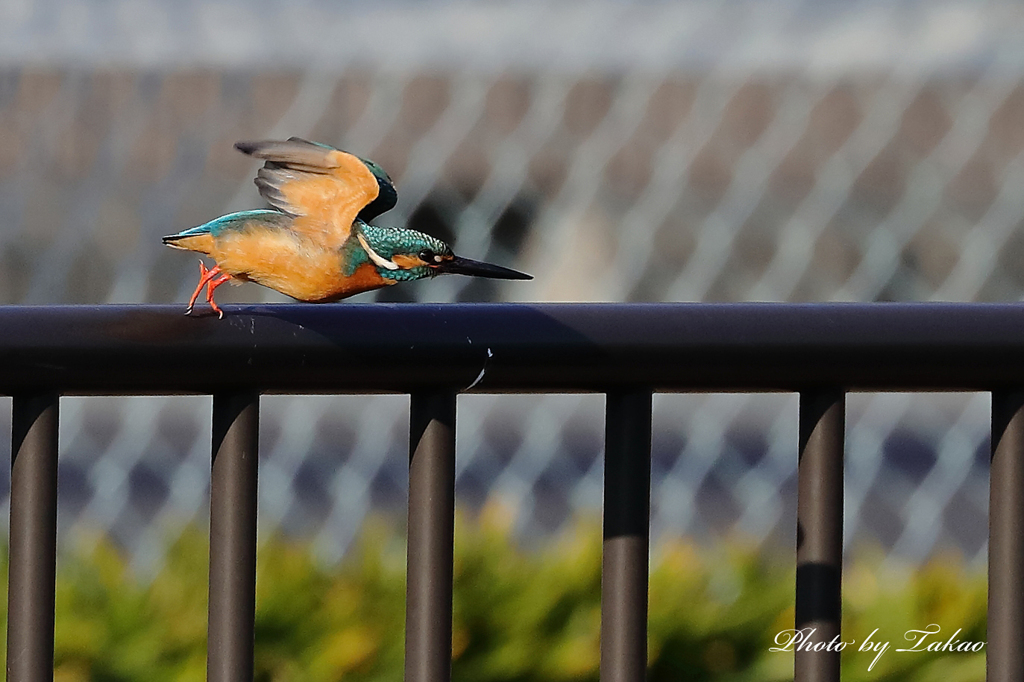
[211,226,391,302]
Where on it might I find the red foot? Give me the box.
[186,260,230,318]
[206,273,231,319]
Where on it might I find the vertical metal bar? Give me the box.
[601,390,653,682]
[406,391,457,682]
[796,389,844,682]
[989,390,1024,682]
[208,392,260,682]
[7,392,59,682]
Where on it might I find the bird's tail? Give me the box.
[163,210,287,253]
[162,225,214,253]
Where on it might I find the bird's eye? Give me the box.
[420,249,441,264]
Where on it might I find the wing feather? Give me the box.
[235,138,380,249]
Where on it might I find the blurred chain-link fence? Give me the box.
[1,0,1021,571]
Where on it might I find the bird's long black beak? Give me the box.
[436,256,532,280]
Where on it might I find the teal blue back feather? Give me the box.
[200,210,288,236]
[170,210,287,240]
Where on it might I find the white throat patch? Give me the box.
[357,233,399,270]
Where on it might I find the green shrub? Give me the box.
[0,507,987,681]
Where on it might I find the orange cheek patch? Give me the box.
[391,254,427,269]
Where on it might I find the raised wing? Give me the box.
[235,137,380,249]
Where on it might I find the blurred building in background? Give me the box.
[0,0,1021,571]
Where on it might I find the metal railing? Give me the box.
[3,302,1024,682]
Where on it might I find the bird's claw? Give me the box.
[185,259,228,318]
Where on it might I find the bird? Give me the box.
[162,137,531,317]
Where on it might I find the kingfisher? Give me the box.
[162,137,531,317]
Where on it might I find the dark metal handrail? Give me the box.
[3,302,1022,682]
[3,302,1024,392]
